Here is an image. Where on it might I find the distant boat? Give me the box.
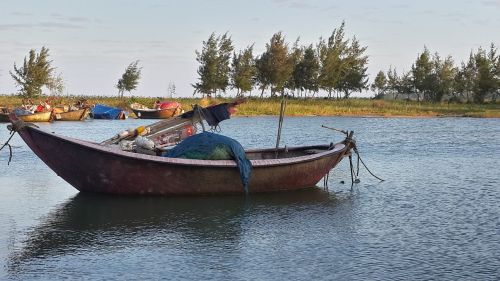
[13,109,53,122]
[131,101,183,119]
[90,104,127,120]
[54,108,91,121]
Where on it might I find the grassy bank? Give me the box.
[1,94,499,118]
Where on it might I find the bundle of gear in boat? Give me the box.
[101,102,252,192]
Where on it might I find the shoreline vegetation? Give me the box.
[4,25,498,116]
[1,95,499,118]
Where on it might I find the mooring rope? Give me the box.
[348,155,355,184]
[323,170,331,189]
[194,105,207,132]
[321,125,384,185]
[352,145,385,182]
[0,131,15,165]
[0,120,38,165]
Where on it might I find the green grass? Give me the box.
[1,94,499,118]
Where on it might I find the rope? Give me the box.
[0,131,15,165]
[352,145,385,182]
[0,119,38,165]
[348,155,355,185]
[321,128,384,186]
[210,124,222,133]
[194,105,206,132]
[323,170,330,190]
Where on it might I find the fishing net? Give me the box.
[163,132,252,192]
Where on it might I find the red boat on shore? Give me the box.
[6,101,354,196]
[131,101,183,119]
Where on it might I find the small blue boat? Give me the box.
[90,104,127,119]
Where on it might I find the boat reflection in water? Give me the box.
[8,189,343,273]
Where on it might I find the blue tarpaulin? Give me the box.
[163,132,252,193]
[91,104,126,119]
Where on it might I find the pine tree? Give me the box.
[294,44,320,97]
[215,33,234,95]
[411,47,434,101]
[318,22,348,98]
[231,45,256,96]
[10,47,55,98]
[318,22,368,99]
[432,54,456,102]
[259,32,293,97]
[287,38,303,97]
[473,46,498,103]
[116,60,142,99]
[371,71,387,98]
[193,33,234,97]
[337,36,369,99]
[255,51,273,98]
[193,33,219,97]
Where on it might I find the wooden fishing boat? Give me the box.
[17,111,53,122]
[10,120,352,195]
[54,108,90,121]
[7,109,354,195]
[131,101,183,119]
[131,107,182,119]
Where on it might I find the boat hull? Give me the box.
[14,122,350,195]
[54,108,90,121]
[18,111,53,122]
[132,107,182,119]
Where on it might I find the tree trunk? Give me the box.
[343,90,350,99]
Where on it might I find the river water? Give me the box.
[0,116,499,280]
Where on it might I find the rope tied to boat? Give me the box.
[322,125,384,186]
[1,120,38,165]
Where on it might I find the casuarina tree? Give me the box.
[10,47,55,98]
[117,60,141,99]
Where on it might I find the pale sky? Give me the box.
[0,0,499,98]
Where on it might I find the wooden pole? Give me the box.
[275,95,287,152]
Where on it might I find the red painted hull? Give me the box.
[14,122,351,195]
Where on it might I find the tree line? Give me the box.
[6,21,499,103]
[371,45,500,103]
[193,22,369,99]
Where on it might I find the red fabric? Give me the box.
[156,101,181,109]
[36,105,45,112]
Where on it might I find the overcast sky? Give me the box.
[0,0,499,98]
